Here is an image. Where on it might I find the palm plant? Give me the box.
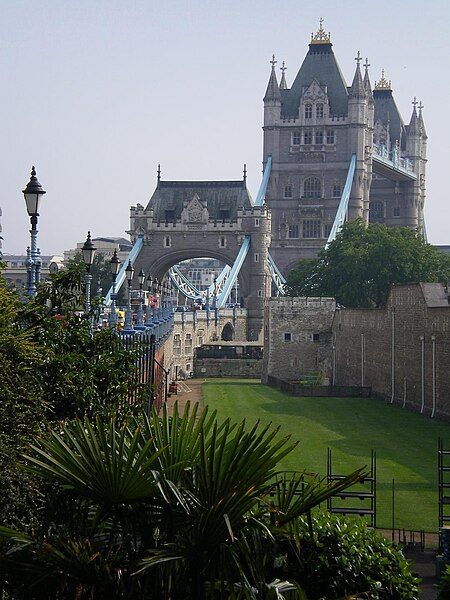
[0,402,365,599]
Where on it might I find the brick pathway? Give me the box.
[165,378,204,415]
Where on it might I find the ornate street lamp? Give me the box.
[123,260,135,332]
[136,267,146,329]
[81,231,96,314]
[108,249,121,328]
[23,166,46,296]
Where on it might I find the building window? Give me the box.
[370,201,384,220]
[219,236,226,247]
[324,223,333,238]
[255,218,259,226]
[303,219,321,238]
[316,103,324,118]
[254,253,259,262]
[284,332,292,341]
[284,184,293,198]
[305,103,312,119]
[185,333,192,350]
[258,290,263,297]
[288,224,299,238]
[315,130,323,144]
[332,184,341,198]
[292,131,301,145]
[312,333,320,342]
[326,129,335,144]
[393,206,400,217]
[164,236,171,247]
[304,131,312,144]
[303,177,321,199]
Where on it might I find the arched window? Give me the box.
[316,103,324,118]
[305,103,312,119]
[303,177,321,199]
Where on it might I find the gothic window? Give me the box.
[284,184,293,198]
[303,177,321,199]
[303,219,321,238]
[326,130,335,144]
[288,224,299,238]
[292,131,301,145]
[303,131,312,144]
[305,103,312,119]
[315,130,323,144]
[370,201,385,220]
[255,218,260,226]
[393,206,401,217]
[332,184,341,198]
[316,103,324,118]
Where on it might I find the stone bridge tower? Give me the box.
[128,174,271,342]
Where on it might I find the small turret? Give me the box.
[408,97,420,136]
[349,51,366,99]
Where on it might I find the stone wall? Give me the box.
[333,283,450,419]
[262,297,336,384]
[194,358,262,379]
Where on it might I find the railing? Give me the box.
[372,144,414,173]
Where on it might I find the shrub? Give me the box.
[293,513,419,599]
[438,564,450,599]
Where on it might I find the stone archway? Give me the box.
[221,322,234,341]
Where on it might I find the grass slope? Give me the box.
[202,379,450,532]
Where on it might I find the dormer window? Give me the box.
[316,103,324,118]
[305,104,312,119]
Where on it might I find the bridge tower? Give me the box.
[127,175,271,342]
[263,20,427,276]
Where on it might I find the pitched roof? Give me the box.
[146,180,253,222]
[373,88,407,150]
[281,42,349,117]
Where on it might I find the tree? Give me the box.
[285,220,450,307]
[0,402,365,599]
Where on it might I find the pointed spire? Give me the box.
[263,54,281,102]
[279,61,288,90]
[363,58,374,105]
[408,97,420,135]
[418,101,427,139]
[349,51,365,98]
[243,164,247,182]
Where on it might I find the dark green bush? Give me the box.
[293,513,419,599]
[438,564,450,599]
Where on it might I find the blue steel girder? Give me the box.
[325,154,357,248]
[104,236,144,306]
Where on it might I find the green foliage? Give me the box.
[0,402,365,599]
[285,219,450,307]
[438,564,450,600]
[293,512,419,599]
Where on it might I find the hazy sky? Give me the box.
[2,0,448,256]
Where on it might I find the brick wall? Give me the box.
[333,283,450,419]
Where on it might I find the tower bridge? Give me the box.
[109,20,427,344]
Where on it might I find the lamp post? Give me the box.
[123,260,134,332]
[109,249,121,328]
[22,166,46,297]
[136,267,146,329]
[81,231,96,315]
[145,274,153,327]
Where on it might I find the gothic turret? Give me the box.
[279,61,288,90]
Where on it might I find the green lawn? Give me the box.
[200,379,450,532]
